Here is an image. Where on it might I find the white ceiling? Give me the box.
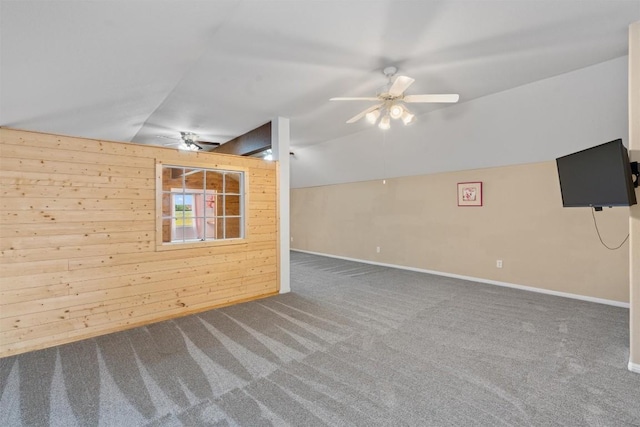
[1,0,639,151]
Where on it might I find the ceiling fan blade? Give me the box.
[346,103,383,124]
[388,76,415,97]
[330,97,380,101]
[404,94,460,103]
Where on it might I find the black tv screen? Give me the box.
[556,139,637,208]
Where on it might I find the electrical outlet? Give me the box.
[376,246,381,253]
[496,260,503,268]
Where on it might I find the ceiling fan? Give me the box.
[160,132,221,151]
[330,66,459,129]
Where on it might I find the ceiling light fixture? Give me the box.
[389,104,404,119]
[332,66,459,131]
[366,109,381,124]
[401,109,415,125]
[378,115,391,130]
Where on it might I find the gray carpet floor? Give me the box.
[1,251,639,426]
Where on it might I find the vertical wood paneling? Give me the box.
[0,128,278,357]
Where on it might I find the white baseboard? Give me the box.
[291,249,629,309]
[630,361,640,374]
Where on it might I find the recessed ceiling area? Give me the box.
[1,1,638,151]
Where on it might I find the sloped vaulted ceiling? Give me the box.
[1,0,639,152]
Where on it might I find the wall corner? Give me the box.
[272,117,291,293]
[628,21,640,372]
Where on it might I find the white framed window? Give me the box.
[158,164,245,247]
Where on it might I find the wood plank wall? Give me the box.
[0,128,278,357]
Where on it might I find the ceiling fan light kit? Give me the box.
[401,110,415,125]
[378,115,391,130]
[366,109,381,124]
[389,103,404,119]
[331,66,459,130]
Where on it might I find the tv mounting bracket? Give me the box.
[632,161,639,188]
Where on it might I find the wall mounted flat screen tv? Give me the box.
[556,139,637,208]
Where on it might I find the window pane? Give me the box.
[184,169,204,191]
[201,192,213,214]
[225,195,241,216]
[193,217,205,240]
[225,172,241,194]
[162,193,172,217]
[174,194,192,216]
[213,195,223,216]
[173,226,186,241]
[163,167,183,191]
[191,193,205,220]
[175,211,198,240]
[162,218,172,242]
[225,217,241,239]
[216,216,225,239]
[205,171,224,193]
[204,217,216,239]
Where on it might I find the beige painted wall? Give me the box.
[292,160,630,303]
[0,128,278,357]
[629,22,640,368]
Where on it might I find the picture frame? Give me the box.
[457,182,483,206]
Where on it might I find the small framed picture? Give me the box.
[457,182,483,206]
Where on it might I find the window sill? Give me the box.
[156,238,247,252]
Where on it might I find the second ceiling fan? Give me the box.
[162,132,221,151]
[331,66,459,129]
